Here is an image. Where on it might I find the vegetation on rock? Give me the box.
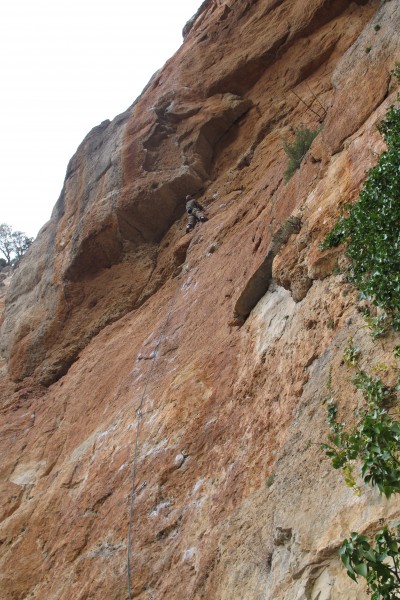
[320,98,400,329]
[339,527,400,599]
[282,125,319,182]
[323,369,400,499]
[323,351,400,597]
[321,93,400,598]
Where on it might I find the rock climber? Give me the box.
[185,195,208,233]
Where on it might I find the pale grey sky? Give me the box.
[0,0,202,237]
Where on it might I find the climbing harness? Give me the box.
[126,290,178,600]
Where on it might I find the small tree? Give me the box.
[12,230,33,261]
[0,224,14,265]
[0,223,33,266]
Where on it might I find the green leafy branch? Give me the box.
[339,527,400,599]
[343,337,361,367]
[360,308,392,341]
[322,371,400,499]
[319,98,400,329]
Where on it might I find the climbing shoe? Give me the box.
[186,224,193,234]
[200,216,208,222]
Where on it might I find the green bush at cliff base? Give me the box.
[320,100,400,328]
[339,527,400,600]
[283,125,320,182]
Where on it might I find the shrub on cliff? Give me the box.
[319,99,400,328]
[321,95,400,598]
[282,125,319,182]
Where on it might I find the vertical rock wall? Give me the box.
[1,1,400,599]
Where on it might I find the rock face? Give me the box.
[1,1,400,599]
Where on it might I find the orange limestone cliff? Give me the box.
[1,1,400,599]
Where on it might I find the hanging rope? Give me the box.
[126,290,178,600]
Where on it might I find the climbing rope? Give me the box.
[126,290,178,600]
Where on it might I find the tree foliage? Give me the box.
[319,99,400,327]
[319,84,400,600]
[339,528,400,599]
[0,223,33,266]
[323,370,400,499]
[323,358,400,598]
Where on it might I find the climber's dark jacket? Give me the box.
[186,198,204,214]
[186,198,205,226]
